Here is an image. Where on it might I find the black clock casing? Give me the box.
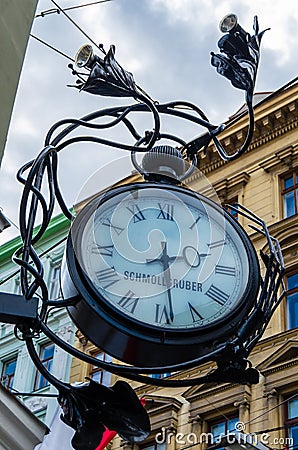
[61,182,260,367]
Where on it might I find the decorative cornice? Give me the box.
[259,145,298,172]
[197,99,298,175]
[213,171,250,201]
[183,381,240,402]
[261,358,298,376]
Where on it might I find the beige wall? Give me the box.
[0,0,38,167]
[69,81,298,450]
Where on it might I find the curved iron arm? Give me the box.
[14,195,285,388]
[35,320,256,387]
[185,90,254,162]
[25,332,151,449]
[28,200,283,388]
[185,15,269,161]
[9,14,281,393]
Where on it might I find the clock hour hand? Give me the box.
[149,246,209,268]
[146,241,174,323]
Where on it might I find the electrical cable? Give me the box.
[30,34,74,62]
[50,0,106,54]
[242,391,298,429]
[8,10,286,392]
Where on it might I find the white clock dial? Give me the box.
[76,186,249,330]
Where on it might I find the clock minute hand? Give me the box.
[146,241,174,323]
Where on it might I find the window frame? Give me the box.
[149,372,171,379]
[285,270,298,330]
[48,264,62,300]
[141,442,167,450]
[225,197,239,221]
[1,356,17,390]
[281,170,298,218]
[208,414,239,448]
[89,350,112,386]
[284,396,298,448]
[34,342,55,390]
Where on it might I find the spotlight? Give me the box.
[219,13,238,33]
[75,44,95,68]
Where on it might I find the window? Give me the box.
[224,198,238,220]
[141,442,166,450]
[89,351,112,386]
[282,171,298,218]
[34,343,55,390]
[209,416,239,448]
[14,276,22,294]
[1,357,17,390]
[286,273,298,330]
[285,397,298,449]
[149,372,171,379]
[14,273,31,294]
[49,265,61,300]
[226,203,238,220]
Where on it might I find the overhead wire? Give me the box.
[30,33,75,62]
[31,0,113,65]
[49,0,106,54]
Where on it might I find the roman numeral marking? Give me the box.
[208,239,226,250]
[126,204,146,223]
[189,216,201,230]
[188,302,203,322]
[155,304,171,324]
[102,218,124,236]
[95,267,120,289]
[205,284,229,306]
[215,265,236,276]
[118,290,139,314]
[157,203,174,221]
[94,244,114,257]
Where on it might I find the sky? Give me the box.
[0,0,298,245]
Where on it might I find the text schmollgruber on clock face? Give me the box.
[76,184,250,330]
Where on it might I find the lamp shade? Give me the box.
[219,13,238,32]
[75,44,94,68]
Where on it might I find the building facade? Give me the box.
[0,212,74,426]
[0,384,47,450]
[1,77,297,449]
[0,0,38,167]
[68,79,298,450]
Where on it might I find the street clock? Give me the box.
[61,175,260,367]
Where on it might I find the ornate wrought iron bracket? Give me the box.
[0,13,283,447]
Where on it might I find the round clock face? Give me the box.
[71,183,258,334]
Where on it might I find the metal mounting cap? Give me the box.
[142,145,185,179]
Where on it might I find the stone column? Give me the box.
[189,414,203,450]
[234,395,250,433]
[264,388,280,449]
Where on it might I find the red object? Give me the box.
[95,429,117,450]
[95,398,146,450]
